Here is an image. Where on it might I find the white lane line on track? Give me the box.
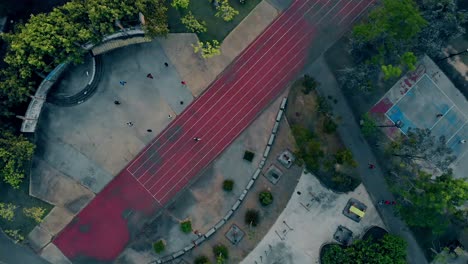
[156,1,377,201]
[148,29,315,193]
[127,1,307,173]
[338,0,375,25]
[126,0,309,174]
[140,1,339,187]
[156,48,311,201]
[137,0,334,183]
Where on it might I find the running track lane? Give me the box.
[54,0,375,262]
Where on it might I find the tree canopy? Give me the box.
[0,0,168,114]
[389,128,456,172]
[322,234,407,264]
[0,131,35,189]
[396,171,468,233]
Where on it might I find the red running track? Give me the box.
[54,0,375,262]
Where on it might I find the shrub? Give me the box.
[245,209,260,227]
[0,203,17,221]
[322,116,337,134]
[243,150,255,162]
[153,240,165,254]
[316,96,331,114]
[259,191,273,206]
[192,40,221,58]
[4,229,24,243]
[223,179,234,191]
[180,219,192,233]
[334,149,357,167]
[331,172,360,192]
[302,74,318,94]
[181,12,207,33]
[194,255,210,264]
[171,0,189,9]
[23,207,46,223]
[213,244,229,260]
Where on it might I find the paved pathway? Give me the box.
[0,232,49,264]
[307,56,428,264]
[53,1,377,263]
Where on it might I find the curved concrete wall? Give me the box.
[20,28,151,133]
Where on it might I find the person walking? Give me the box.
[119,81,127,86]
[436,113,443,118]
[164,62,169,67]
[460,139,466,144]
[147,73,154,79]
[126,122,134,127]
[114,100,121,105]
[368,163,375,169]
[181,81,186,85]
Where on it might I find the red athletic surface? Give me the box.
[54,0,375,262]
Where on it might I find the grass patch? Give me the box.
[0,173,52,242]
[243,150,255,162]
[180,219,192,233]
[222,179,234,191]
[167,0,262,42]
[153,239,166,254]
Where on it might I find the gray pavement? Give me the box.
[305,56,428,264]
[117,93,292,263]
[51,54,93,96]
[0,231,50,264]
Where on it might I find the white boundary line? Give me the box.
[427,74,468,121]
[447,121,467,143]
[136,0,335,181]
[430,105,454,130]
[155,0,376,201]
[141,0,349,188]
[125,0,311,174]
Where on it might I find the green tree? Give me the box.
[213,244,228,260]
[192,40,221,58]
[351,0,427,77]
[194,255,211,264]
[0,131,35,188]
[259,191,273,206]
[4,229,24,243]
[180,219,192,233]
[396,171,468,233]
[291,125,323,171]
[360,113,378,137]
[23,207,46,223]
[215,0,239,22]
[153,239,165,253]
[400,51,417,71]
[171,0,190,9]
[335,149,357,167]
[390,128,456,172]
[322,234,407,264]
[416,0,468,56]
[181,12,207,33]
[0,203,17,221]
[381,64,402,80]
[136,0,169,38]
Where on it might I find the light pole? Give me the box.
[377,120,403,128]
[438,48,468,62]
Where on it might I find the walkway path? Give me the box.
[307,56,428,264]
[53,1,376,263]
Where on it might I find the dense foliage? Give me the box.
[0,131,35,188]
[322,234,407,264]
[395,171,468,233]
